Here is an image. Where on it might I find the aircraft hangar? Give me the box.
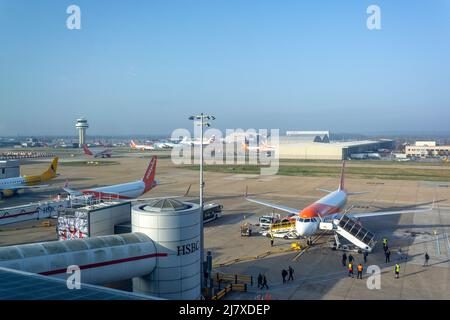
[279,135,394,160]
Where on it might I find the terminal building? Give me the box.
[279,131,394,160]
[405,141,450,158]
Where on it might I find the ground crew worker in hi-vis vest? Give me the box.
[395,263,400,279]
[383,238,388,251]
[357,263,363,279]
[348,262,354,278]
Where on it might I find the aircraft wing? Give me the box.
[0,184,48,190]
[245,197,300,215]
[317,188,334,193]
[349,206,432,219]
[347,191,371,196]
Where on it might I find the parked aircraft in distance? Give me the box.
[130,140,155,151]
[83,144,112,158]
[180,135,216,146]
[242,138,276,153]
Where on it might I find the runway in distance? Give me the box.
[64,156,157,199]
[246,161,433,237]
[0,157,59,198]
[83,144,112,158]
[130,140,155,151]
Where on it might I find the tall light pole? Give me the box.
[188,113,215,296]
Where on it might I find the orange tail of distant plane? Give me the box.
[130,140,137,149]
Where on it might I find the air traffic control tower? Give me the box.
[75,118,89,147]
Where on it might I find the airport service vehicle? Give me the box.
[83,144,112,158]
[349,153,368,160]
[246,161,433,252]
[64,156,157,200]
[258,214,294,229]
[0,157,59,198]
[130,140,155,151]
[261,229,300,240]
[180,135,216,146]
[203,203,223,223]
[259,215,277,229]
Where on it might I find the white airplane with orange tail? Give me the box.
[242,138,276,153]
[246,161,433,238]
[130,140,155,151]
[64,156,158,200]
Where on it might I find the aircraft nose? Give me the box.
[296,221,318,237]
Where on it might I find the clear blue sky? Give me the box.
[1,0,449,136]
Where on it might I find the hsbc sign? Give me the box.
[177,241,200,256]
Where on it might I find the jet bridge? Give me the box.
[319,215,377,253]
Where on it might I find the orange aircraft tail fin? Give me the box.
[339,161,346,191]
[83,144,93,156]
[142,156,157,193]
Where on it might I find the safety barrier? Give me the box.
[215,272,253,286]
[211,284,232,300]
[211,283,248,300]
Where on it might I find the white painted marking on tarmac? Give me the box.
[436,235,441,256]
[445,232,450,254]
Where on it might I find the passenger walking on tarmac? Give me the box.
[385,249,391,263]
[257,273,263,289]
[342,253,347,267]
[262,275,269,289]
[348,262,354,278]
[270,233,274,247]
[282,269,288,283]
[363,251,368,263]
[424,252,430,267]
[357,263,363,279]
[348,254,354,263]
[288,266,294,281]
[394,263,400,279]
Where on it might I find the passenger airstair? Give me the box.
[319,215,377,252]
